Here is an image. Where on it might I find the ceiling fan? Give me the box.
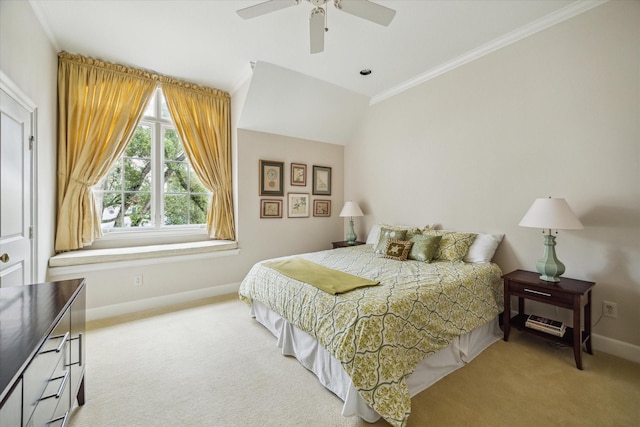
[237,0,396,54]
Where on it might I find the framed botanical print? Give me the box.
[259,160,284,196]
[260,199,283,218]
[287,193,309,218]
[312,165,331,195]
[290,163,307,186]
[313,200,331,217]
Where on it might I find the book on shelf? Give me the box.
[525,314,566,337]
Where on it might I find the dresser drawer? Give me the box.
[27,354,70,427]
[507,280,574,307]
[0,379,21,426]
[23,310,70,426]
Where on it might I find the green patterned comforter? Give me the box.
[238,244,503,427]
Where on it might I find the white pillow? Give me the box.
[463,233,504,263]
[365,224,382,244]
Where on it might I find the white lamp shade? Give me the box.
[339,201,364,217]
[519,198,583,230]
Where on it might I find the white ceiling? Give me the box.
[28,0,603,144]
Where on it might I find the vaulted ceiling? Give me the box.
[30,0,602,143]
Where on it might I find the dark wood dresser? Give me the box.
[0,279,86,426]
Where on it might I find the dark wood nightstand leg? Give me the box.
[573,295,583,370]
[585,290,593,355]
[503,280,511,341]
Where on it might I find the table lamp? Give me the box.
[519,197,583,282]
[339,201,364,245]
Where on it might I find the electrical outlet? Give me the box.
[133,274,143,287]
[603,301,617,318]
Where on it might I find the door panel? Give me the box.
[0,87,32,287]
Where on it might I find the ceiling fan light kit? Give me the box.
[237,0,396,54]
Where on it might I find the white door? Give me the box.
[0,85,33,287]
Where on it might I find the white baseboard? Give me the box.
[592,333,640,364]
[86,282,241,322]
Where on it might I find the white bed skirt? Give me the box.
[251,300,501,423]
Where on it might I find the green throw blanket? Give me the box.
[263,257,379,294]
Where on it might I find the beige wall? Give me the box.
[0,0,58,282]
[346,1,639,349]
[236,129,345,258]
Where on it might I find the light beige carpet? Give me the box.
[67,294,640,427]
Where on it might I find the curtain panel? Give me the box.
[161,78,235,240]
[56,52,157,251]
[55,52,235,252]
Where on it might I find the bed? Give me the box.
[238,227,504,427]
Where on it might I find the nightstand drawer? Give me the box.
[508,281,574,306]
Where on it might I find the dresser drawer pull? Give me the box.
[524,288,552,297]
[66,334,83,367]
[47,411,69,426]
[41,332,70,354]
[39,370,69,401]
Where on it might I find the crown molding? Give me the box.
[371,0,608,105]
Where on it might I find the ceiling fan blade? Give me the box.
[334,0,396,26]
[309,7,325,54]
[237,0,300,20]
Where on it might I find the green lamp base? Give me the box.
[345,219,357,245]
[536,234,565,282]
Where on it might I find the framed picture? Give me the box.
[287,192,310,218]
[290,163,307,186]
[313,199,331,217]
[260,199,282,218]
[259,160,284,196]
[312,165,332,195]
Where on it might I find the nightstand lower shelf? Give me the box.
[509,313,590,349]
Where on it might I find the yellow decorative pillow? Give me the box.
[422,230,477,261]
[383,239,413,261]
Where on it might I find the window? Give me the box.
[95,88,211,235]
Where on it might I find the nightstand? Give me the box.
[332,241,365,249]
[502,269,595,370]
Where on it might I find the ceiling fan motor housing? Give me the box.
[237,0,396,53]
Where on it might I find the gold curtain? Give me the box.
[161,78,235,240]
[55,52,157,251]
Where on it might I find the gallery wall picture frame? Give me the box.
[312,165,332,195]
[313,200,331,217]
[259,160,284,196]
[260,199,283,218]
[290,163,307,186]
[287,192,310,218]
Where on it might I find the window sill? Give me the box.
[48,240,239,274]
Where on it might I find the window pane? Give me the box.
[160,94,171,120]
[189,194,210,225]
[164,128,183,160]
[124,192,152,227]
[164,194,188,225]
[103,162,123,191]
[126,125,152,158]
[124,157,152,191]
[144,91,156,117]
[164,161,188,193]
